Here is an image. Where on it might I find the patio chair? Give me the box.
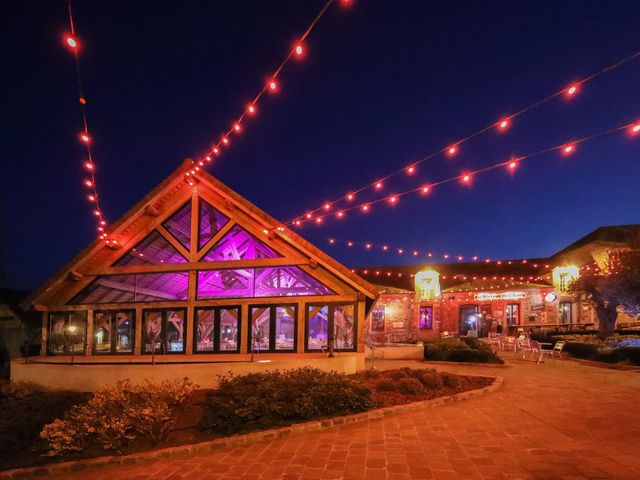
[552,341,566,359]
[502,336,517,352]
[516,338,532,359]
[530,340,554,365]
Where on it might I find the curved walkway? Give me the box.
[45,355,640,479]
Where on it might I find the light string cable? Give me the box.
[286,48,640,224]
[287,118,639,226]
[186,0,343,178]
[64,0,109,240]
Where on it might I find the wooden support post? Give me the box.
[85,310,94,356]
[41,311,48,357]
[296,301,305,353]
[134,306,143,355]
[186,270,196,355]
[240,303,249,354]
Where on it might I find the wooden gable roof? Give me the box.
[23,160,377,310]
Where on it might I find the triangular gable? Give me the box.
[23,160,378,309]
[114,230,187,266]
[202,225,281,261]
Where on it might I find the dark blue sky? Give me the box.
[2,0,639,290]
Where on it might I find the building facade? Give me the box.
[15,161,377,390]
[363,225,640,342]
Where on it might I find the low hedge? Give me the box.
[199,368,371,435]
[529,334,640,365]
[0,381,89,469]
[423,338,504,364]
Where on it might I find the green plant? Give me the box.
[396,377,425,395]
[423,339,503,364]
[418,370,443,389]
[199,368,371,436]
[0,384,88,469]
[441,372,460,389]
[40,378,196,457]
[389,370,407,380]
[376,379,396,391]
[363,368,381,379]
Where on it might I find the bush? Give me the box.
[418,370,444,389]
[363,368,381,379]
[40,378,195,457]
[199,368,371,435]
[423,339,503,364]
[0,382,88,468]
[389,370,407,380]
[396,377,425,395]
[376,379,396,391]
[441,372,460,389]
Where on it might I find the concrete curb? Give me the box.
[424,360,510,368]
[0,377,503,479]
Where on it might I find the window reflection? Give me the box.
[47,312,87,356]
[194,307,240,353]
[142,309,185,354]
[94,310,134,354]
[306,304,356,352]
[250,305,296,353]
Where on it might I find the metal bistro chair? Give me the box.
[530,340,554,365]
[552,340,566,359]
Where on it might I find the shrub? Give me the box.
[363,368,381,379]
[199,368,371,435]
[441,372,460,389]
[376,379,396,391]
[396,377,425,395]
[423,339,503,364]
[389,370,407,380]
[418,370,443,389]
[40,378,195,457]
[0,382,88,468]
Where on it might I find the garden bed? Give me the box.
[0,367,495,472]
[423,337,504,364]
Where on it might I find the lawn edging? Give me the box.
[0,376,503,479]
[424,360,510,368]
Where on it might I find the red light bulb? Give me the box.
[247,104,256,115]
[447,145,458,156]
[268,79,278,91]
[361,204,370,212]
[421,185,430,195]
[233,123,241,132]
[294,43,304,56]
[84,161,94,170]
[87,194,96,202]
[80,133,90,143]
[388,195,398,204]
[563,144,575,155]
[346,193,355,201]
[631,123,640,135]
[497,118,510,131]
[336,211,345,218]
[406,165,416,175]
[566,84,579,97]
[374,181,383,190]
[323,202,331,211]
[222,137,229,145]
[64,34,77,49]
[84,179,93,187]
[462,174,471,183]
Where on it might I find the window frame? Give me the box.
[370,305,385,333]
[141,308,187,355]
[248,304,298,354]
[304,302,358,353]
[47,311,87,356]
[193,306,241,354]
[506,303,520,326]
[419,305,434,330]
[92,309,136,355]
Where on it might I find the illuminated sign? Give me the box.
[474,291,526,301]
[414,270,440,300]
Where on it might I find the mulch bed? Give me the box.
[353,370,495,408]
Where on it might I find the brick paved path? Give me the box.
[47,356,640,479]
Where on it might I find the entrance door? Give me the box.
[459,305,479,336]
[479,305,493,337]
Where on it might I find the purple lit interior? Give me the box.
[115,230,187,266]
[197,266,333,299]
[307,305,329,350]
[71,272,189,304]
[202,225,280,261]
[198,199,229,248]
[162,201,191,249]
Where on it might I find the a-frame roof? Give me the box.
[23,160,378,309]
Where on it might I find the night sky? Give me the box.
[2,0,640,291]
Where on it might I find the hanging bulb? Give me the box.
[64,34,78,49]
[497,118,510,131]
[563,144,575,155]
[566,84,579,97]
[268,79,278,92]
[294,43,304,57]
[247,104,256,115]
[80,133,90,143]
[447,145,458,156]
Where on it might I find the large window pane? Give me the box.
[143,311,163,353]
[115,311,134,353]
[219,308,239,352]
[307,305,329,351]
[47,313,67,355]
[166,310,185,353]
[334,305,355,350]
[250,307,271,352]
[162,201,192,250]
[255,266,333,297]
[195,309,215,352]
[47,312,87,356]
[202,225,280,261]
[275,307,296,351]
[419,306,433,330]
[198,199,229,248]
[197,269,253,299]
[70,272,189,304]
[114,231,187,266]
[93,312,112,353]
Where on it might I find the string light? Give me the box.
[185,0,341,177]
[566,84,579,96]
[631,123,640,134]
[286,49,640,225]
[63,0,109,241]
[288,120,635,227]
